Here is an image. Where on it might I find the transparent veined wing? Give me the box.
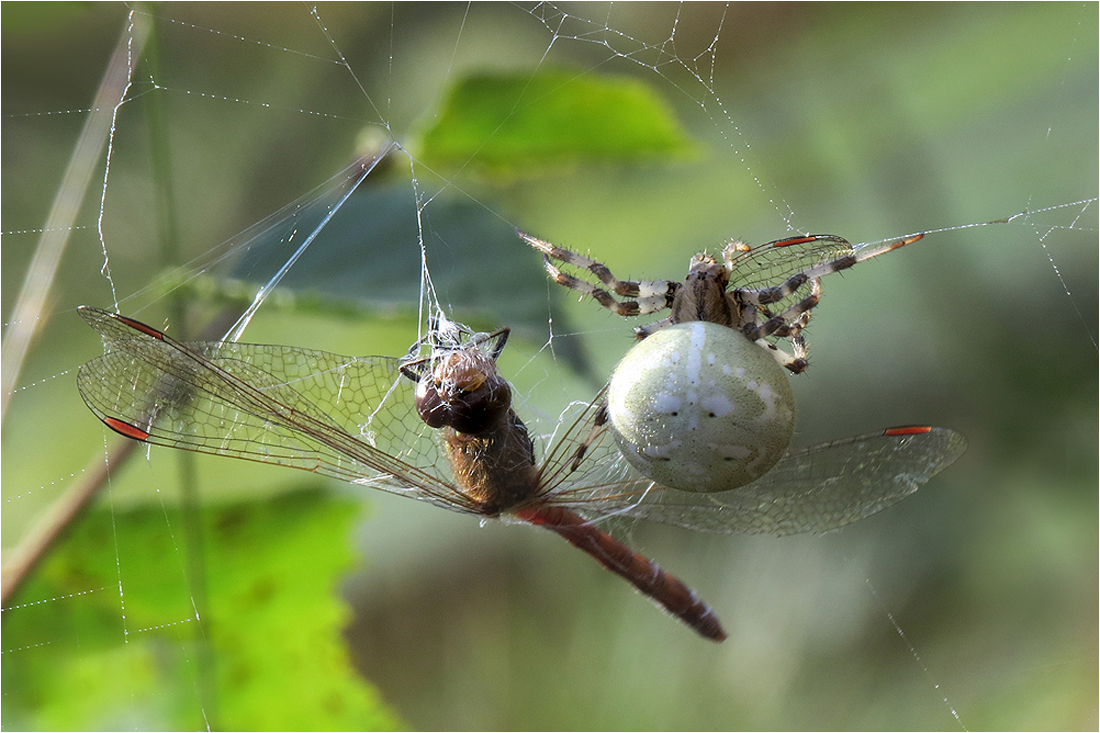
[76,306,482,514]
[613,426,966,535]
[535,391,965,535]
[725,233,921,293]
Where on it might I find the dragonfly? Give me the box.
[77,305,966,642]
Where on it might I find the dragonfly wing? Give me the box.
[728,234,919,291]
[726,235,855,291]
[540,410,965,536]
[77,307,479,513]
[610,427,966,535]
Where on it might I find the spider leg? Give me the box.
[519,230,679,318]
[770,308,812,339]
[721,239,751,270]
[740,278,822,341]
[634,314,677,340]
[732,275,819,374]
[519,230,636,296]
[541,257,678,316]
[757,334,809,374]
[789,335,809,373]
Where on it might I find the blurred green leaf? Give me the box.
[416,68,697,174]
[1,2,89,34]
[2,489,402,731]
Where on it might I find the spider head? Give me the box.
[686,252,731,289]
[663,252,738,328]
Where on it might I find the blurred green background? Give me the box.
[3,2,1097,730]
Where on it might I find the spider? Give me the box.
[517,230,922,374]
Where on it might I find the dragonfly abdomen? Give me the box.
[514,504,727,642]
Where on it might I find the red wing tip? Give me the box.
[771,236,817,247]
[883,425,933,436]
[103,417,151,441]
[114,314,166,339]
[80,307,167,340]
[889,233,924,250]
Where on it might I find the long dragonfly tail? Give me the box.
[515,505,727,642]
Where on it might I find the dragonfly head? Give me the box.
[413,349,513,434]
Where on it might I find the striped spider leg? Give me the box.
[518,230,922,374]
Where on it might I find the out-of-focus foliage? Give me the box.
[2,489,401,730]
[416,68,696,174]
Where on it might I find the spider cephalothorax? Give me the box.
[518,230,921,374]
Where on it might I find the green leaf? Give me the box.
[2,488,403,731]
[416,68,697,174]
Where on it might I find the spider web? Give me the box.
[2,3,1097,730]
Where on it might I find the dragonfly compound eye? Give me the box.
[414,377,450,429]
[607,321,796,493]
[447,377,512,434]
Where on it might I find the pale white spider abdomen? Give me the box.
[607,321,795,493]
